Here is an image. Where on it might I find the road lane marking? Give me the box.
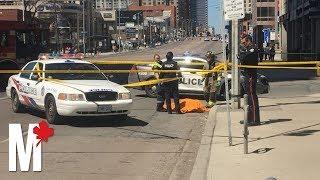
[0,97,8,100]
[0,131,28,144]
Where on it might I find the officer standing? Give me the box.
[203,51,218,108]
[152,54,165,112]
[239,35,261,126]
[159,52,183,114]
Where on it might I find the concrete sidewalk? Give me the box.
[207,94,320,180]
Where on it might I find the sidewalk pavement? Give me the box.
[207,93,320,180]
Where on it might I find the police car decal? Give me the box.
[180,78,204,86]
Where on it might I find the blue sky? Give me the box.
[208,0,222,33]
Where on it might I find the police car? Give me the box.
[134,55,270,99]
[6,59,132,124]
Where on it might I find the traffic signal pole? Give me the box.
[231,20,240,109]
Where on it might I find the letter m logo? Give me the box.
[9,124,41,172]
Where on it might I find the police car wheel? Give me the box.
[11,89,24,113]
[145,85,157,98]
[45,95,61,124]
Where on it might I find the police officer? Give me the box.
[203,51,218,108]
[159,52,183,114]
[239,35,261,126]
[152,54,165,112]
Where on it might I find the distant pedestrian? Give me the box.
[258,45,264,62]
[159,52,183,114]
[112,44,116,53]
[264,44,270,61]
[239,34,261,126]
[269,44,275,61]
[152,54,165,112]
[203,51,218,108]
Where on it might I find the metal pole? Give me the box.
[118,0,121,52]
[22,0,25,21]
[82,0,86,55]
[221,0,232,146]
[77,13,80,49]
[243,94,249,154]
[137,12,140,40]
[224,73,232,146]
[231,20,240,109]
[55,2,59,52]
[149,21,152,45]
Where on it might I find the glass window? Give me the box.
[31,63,43,81]
[45,63,107,80]
[20,62,36,79]
[0,32,8,47]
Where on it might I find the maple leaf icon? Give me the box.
[33,120,54,146]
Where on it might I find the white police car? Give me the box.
[134,55,269,99]
[6,59,132,124]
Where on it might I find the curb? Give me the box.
[189,106,219,180]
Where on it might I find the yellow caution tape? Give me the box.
[258,61,319,66]
[88,60,207,66]
[238,65,318,70]
[0,61,318,74]
[0,69,225,74]
[123,78,180,88]
[38,76,180,89]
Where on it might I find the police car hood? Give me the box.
[59,80,129,93]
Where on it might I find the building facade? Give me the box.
[252,0,276,47]
[189,0,208,35]
[195,0,208,28]
[94,0,130,10]
[281,0,320,60]
[0,0,110,52]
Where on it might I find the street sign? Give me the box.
[262,28,271,43]
[224,0,245,20]
[270,31,276,41]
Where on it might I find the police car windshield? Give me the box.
[45,63,107,80]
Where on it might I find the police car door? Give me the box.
[21,62,43,109]
[178,58,205,92]
[17,62,37,107]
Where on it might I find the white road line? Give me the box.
[0,131,28,144]
[0,97,8,100]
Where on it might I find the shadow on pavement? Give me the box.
[251,148,274,154]
[261,100,320,108]
[260,119,292,125]
[64,116,148,128]
[283,129,320,137]
[233,122,320,146]
[24,109,46,119]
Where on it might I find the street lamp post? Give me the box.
[82,0,86,55]
[118,0,121,52]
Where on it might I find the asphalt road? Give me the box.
[0,39,218,180]
[92,38,224,61]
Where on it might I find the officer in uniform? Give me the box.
[203,51,218,108]
[159,52,183,114]
[152,54,165,112]
[239,35,261,126]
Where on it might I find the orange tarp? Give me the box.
[164,98,209,113]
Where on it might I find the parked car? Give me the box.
[133,56,270,100]
[7,59,132,124]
